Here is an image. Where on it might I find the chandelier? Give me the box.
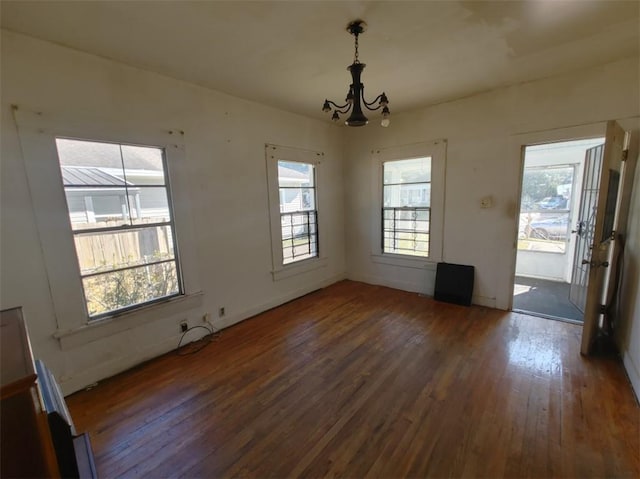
[322,20,390,127]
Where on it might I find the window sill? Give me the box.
[53,291,204,350]
[272,257,328,281]
[370,253,438,271]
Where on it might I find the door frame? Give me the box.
[507,122,607,312]
[579,121,627,353]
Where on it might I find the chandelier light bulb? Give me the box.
[346,89,354,104]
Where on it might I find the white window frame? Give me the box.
[382,157,432,258]
[14,108,202,348]
[55,138,184,319]
[266,144,327,280]
[371,139,447,267]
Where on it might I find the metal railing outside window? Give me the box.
[281,211,318,264]
[277,160,318,265]
[382,207,430,257]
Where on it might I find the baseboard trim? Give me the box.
[211,272,347,331]
[60,334,187,395]
[60,272,347,395]
[348,272,496,308]
[622,352,640,404]
[348,272,430,295]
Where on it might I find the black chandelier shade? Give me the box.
[322,20,390,127]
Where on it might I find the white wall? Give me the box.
[344,56,639,312]
[2,29,639,398]
[618,145,640,399]
[0,30,346,394]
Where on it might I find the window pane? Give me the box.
[382,205,430,258]
[83,261,179,316]
[391,219,429,233]
[129,187,171,225]
[61,166,129,188]
[281,212,316,239]
[520,166,573,212]
[518,212,570,253]
[278,187,316,212]
[74,226,176,275]
[383,237,429,257]
[278,161,314,187]
[57,138,123,169]
[57,139,170,230]
[383,157,431,184]
[121,145,166,185]
[64,187,171,230]
[518,164,574,254]
[281,234,317,250]
[384,184,431,207]
[65,190,128,230]
[282,236,317,265]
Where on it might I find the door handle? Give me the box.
[581,259,609,268]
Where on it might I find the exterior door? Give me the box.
[579,121,626,355]
[569,144,604,313]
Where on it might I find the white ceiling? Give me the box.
[2,1,638,122]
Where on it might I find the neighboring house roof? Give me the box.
[57,138,162,170]
[62,166,131,187]
[278,165,309,183]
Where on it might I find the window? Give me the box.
[371,139,446,265]
[55,138,182,318]
[382,157,431,257]
[266,144,325,279]
[277,160,318,264]
[517,164,574,254]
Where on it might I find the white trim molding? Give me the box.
[265,143,327,280]
[370,139,447,267]
[12,106,203,348]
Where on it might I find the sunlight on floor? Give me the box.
[513,284,533,296]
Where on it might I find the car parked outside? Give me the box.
[534,195,568,210]
[528,215,569,240]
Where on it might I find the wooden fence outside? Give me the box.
[74,221,174,274]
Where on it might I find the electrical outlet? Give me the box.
[180,321,188,332]
[219,307,225,317]
[203,313,210,323]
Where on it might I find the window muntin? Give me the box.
[55,138,182,318]
[277,160,318,265]
[382,156,432,257]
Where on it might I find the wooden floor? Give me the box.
[67,280,639,478]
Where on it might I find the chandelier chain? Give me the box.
[354,33,360,64]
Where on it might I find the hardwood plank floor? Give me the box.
[67,280,639,478]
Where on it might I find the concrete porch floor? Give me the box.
[513,275,583,322]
